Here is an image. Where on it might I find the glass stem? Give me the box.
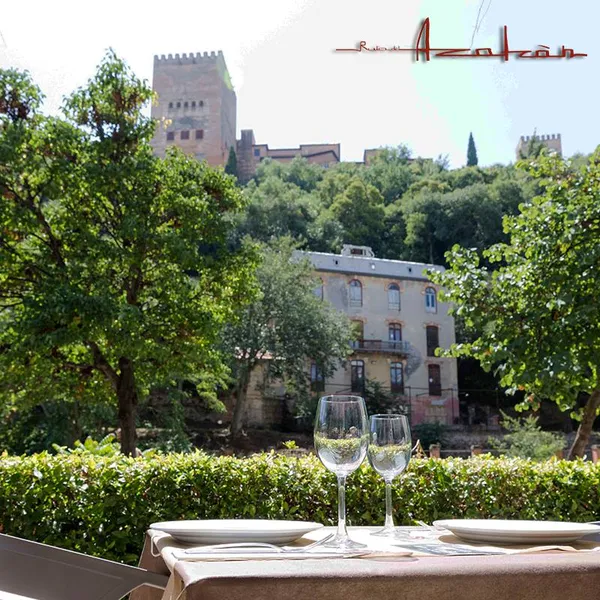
[337,475,348,539]
[384,479,395,530]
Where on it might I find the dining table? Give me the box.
[130,525,600,600]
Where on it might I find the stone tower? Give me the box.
[516,133,562,160]
[150,51,236,168]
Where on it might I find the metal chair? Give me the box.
[0,533,168,600]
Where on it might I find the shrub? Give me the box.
[412,422,448,448]
[0,453,599,565]
[488,413,564,460]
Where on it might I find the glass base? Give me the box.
[370,526,411,540]
[321,533,367,551]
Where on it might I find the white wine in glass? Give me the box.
[314,395,368,550]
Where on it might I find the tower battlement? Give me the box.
[520,133,561,142]
[154,51,223,65]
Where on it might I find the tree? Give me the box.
[518,129,547,160]
[430,151,600,458]
[221,239,352,437]
[467,132,478,167]
[0,53,256,455]
[225,146,238,179]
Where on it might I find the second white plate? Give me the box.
[433,519,600,544]
[150,519,324,544]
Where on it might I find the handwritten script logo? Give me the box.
[335,18,587,61]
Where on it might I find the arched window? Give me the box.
[349,279,362,307]
[351,360,365,392]
[390,362,404,393]
[425,287,437,313]
[426,325,439,357]
[313,279,324,301]
[388,323,402,342]
[310,362,324,392]
[388,283,400,310]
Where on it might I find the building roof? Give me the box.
[294,247,444,282]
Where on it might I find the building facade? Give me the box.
[150,52,237,167]
[516,133,562,160]
[300,245,459,426]
[236,129,340,183]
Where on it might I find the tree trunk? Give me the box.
[231,369,250,439]
[117,357,138,456]
[568,389,600,459]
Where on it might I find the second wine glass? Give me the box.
[367,414,411,537]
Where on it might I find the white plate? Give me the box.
[150,519,324,544]
[433,519,600,545]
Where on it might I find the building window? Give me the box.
[425,287,437,313]
[199,100,204,107]
[428,364,442,396]
[350,321,364,350]
[191,101,196,108]
[388,283,400,310]
[349,279,362,307]
[166,131,175,141]
[176,101,181,108]
[195,129,204,140]
[168,102,173,109]
[388,323,402,342]
[254,148,260,157]
[426,325,439,357]
[180,130,190,140]
[313,279,324,301]
[390,362,404,394]
[351,360,365,393]
[310,363,325,392]
[184,101,188,108]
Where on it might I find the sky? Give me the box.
[0,0,596,168]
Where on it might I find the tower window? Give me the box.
[168,102,173,109]
[254,148,260,157]
[199,100,204,107]
[176,102,181,108]
[184,101,188,108]
[180,130,190,140]
[191,101,196,108]
[195,129,204,139]
[166,131,175,141]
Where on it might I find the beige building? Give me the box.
[241,245,460,428]
[237,129,340,184]
[516,133,562,160]
[150,52,237,167]
[300,245,459,426]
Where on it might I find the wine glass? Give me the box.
[367,414,411,537]
[314,395,368,550]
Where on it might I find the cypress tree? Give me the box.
[467,132,478,166]
[225,146,238,179]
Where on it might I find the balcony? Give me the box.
[351,339,410,355]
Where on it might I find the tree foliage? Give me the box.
[220,239,353,436]
[467,132,478,167]
[430,151,600,457]
[0,52,256,454]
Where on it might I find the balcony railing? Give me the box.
[351,339,410,355]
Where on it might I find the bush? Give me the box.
[1,453,599,565]
[412,422,448,448]
[488,413,564,460]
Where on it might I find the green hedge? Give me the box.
[1,452,599,564]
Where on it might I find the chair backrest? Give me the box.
[0,533,168,600]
